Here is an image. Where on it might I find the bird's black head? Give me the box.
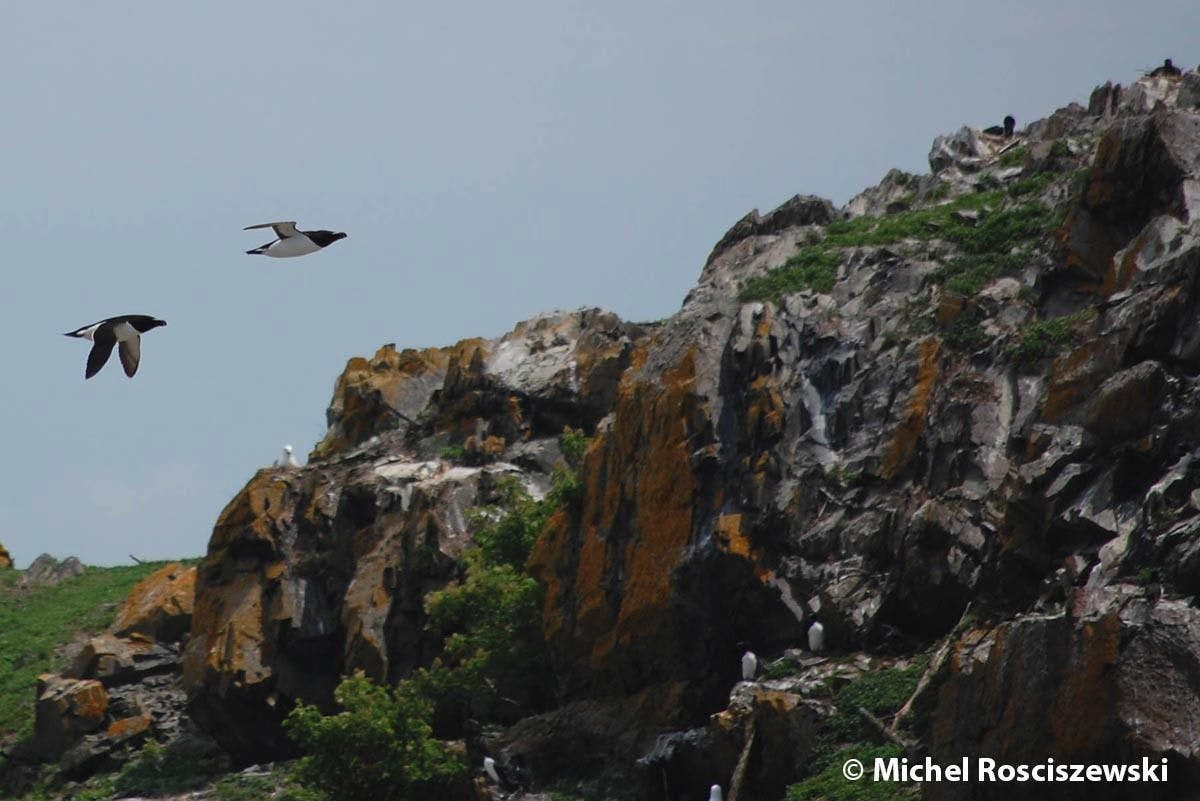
[1165,58,1174,68]
[130,316,167,333]
[308,230,348,248]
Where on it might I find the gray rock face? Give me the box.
[142,65,1200,798]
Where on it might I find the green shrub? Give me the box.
[284,673,465,801]
[1007,172,1055,198]
[559,426,590,466]
[739,246,839,302]
[439,445,465,461]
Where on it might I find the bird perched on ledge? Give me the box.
[64,315,167,379]
[244,221,347,258]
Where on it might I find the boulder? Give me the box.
[32,677,108,761]
[111,562,196,643]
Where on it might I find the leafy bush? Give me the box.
[284,673,465,801]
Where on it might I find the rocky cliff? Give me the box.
[19,67,1200,800]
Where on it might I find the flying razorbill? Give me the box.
[243,221,347,258]
[64,315,167,379]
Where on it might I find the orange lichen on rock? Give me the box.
[0,542,11,569]
[106,713,151,740]
[313,343,456,458]
[1050,614,1120,755]
[531,345,704,668]
[1040,339,1118,422]
[880,337,942,480]
[111,562,196,643]
[181,571,269,689]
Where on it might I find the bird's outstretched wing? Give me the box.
[118,336,141,377]
[243,221,300,239]
[85,327,117,379]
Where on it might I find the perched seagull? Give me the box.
[483,756,501,784]
[741,650,758,682]
[808,620,826,654]
[709,785,724,801]
[64,315,166,379]
[275,445,301,469]
[244,221,347,258]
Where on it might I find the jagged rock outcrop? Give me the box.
[140,65,1200,799]
[27,564,217,781]
[181,308,646,760]
[0,542,11,569]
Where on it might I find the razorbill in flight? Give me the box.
[244,221,347,258]
[64,315,166,379]
[275,445,301,469]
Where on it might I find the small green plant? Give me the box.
[439,445,465,461]
[764,658,805,679]
[997,146,1028,168]
[213,765,326,801]
[285,673,466,801]
[109,739,220,797]
[1137,567,1161,586]
[559,426,590,466]
[1007,308,1096,365]
[824,463,862,489]
[740,246,839,303]
[1007,172,1056,198]
[1049,139,1072,160]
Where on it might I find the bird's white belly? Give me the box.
[266,236,320,258]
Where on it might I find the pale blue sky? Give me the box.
[0,2,1194,566]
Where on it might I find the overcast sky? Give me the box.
[0,2,1194,567]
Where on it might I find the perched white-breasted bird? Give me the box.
[808,620,826,654]
[244,221,347,258]
[275,445,301,469]
[709,784,724,801]
[741,650,758,681]
[483,756,501,784]
[64,315,167,379]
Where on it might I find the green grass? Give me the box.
[1007,171,1056,198]
[741,189,1052,304]
[931,252,1023,297]
[997,146,1027,168]
[439,445,465,461]
[0,561,181,741]
[740,246,839,302]
[1007,308,1097,365]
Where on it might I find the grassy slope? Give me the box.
[0,562,181,741]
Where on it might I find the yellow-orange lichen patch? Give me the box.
[112,563,196,641]
[1041,339,1118,422]
[880,338,942,480]
[106,713,151,740]
[1050,615,1120,756]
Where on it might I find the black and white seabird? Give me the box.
[709,784,725,801]
[64,315,167,379]
[983,115,1016,138]
[1149,58,1182,78]
[741,650,758,682]
[244,221,347,258]
[808,620,826,654]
